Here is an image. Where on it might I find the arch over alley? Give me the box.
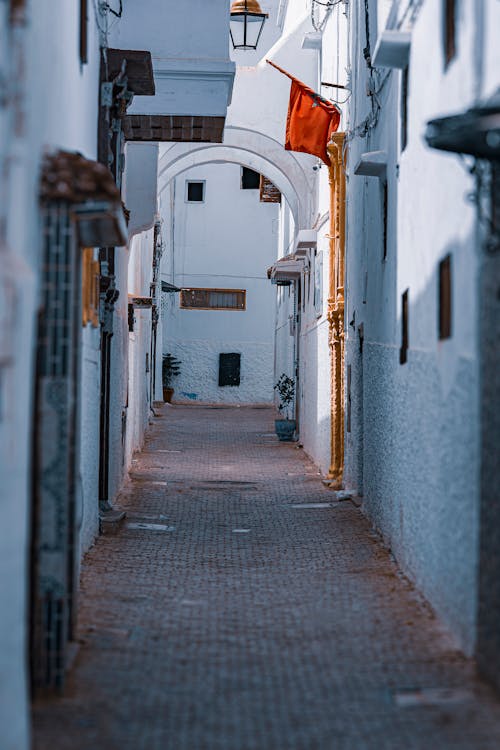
[158,126,315,230]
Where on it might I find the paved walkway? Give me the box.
[33,405,500,750]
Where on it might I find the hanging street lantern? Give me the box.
[230,0,268,51]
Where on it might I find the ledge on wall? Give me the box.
[294,229,317,257]
[373,30,411,69]
[353,151,388,178]
[302,31,322,50]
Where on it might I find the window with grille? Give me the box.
[180,288,246,310]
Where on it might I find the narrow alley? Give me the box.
[33,405,500,750]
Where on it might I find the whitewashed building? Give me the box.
[160,161,279,404]
[0,1,234,746]
[343,0,500,675]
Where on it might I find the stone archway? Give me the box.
[158,126,315,230]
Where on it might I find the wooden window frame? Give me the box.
[438,254,452,340]
[180,288,246,311]
[82,248,100,327]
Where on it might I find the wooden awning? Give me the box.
[128,295,152,308]
[107,49,155,96]
[123,115,225,143]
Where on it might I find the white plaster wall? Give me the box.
[108,250,130,503]
[124,143,159,238]
[297,224,332,475]
[274,281,297,412]
[79,320,101,555]
[126,229,155,468]
[270,0,347,472]
[161,162,279,404]
[343,0,492,653]
[0,6,101,747]
[111,0,231,62]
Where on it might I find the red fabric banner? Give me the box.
[285,78,341,165]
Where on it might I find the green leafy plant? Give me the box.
[273,373,295,420]
[162,353,181,388]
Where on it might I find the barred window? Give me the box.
[180,288,246,310]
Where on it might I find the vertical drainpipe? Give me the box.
[326,132,346,486]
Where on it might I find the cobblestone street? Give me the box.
[33,405,500,750]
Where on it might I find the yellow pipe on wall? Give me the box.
[326,132,346,486]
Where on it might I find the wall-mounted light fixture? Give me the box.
[230,0,268,50]
[425,90,500,161]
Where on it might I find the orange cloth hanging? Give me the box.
[267,60,341,165]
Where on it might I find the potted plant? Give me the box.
[162,353,181,403]
[273,373,296,441]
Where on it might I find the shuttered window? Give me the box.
[180,288,246,310]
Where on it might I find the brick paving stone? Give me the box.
[33,404,500,750]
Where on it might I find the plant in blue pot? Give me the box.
[273,373,296,441]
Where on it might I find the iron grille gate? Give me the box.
[31,202,81,693]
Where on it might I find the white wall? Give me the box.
[342,0,498,654]
[0,3,103,747]
[79,316,101,555]
[161,162,279,404]
[126,228,155,467]
[271,0,347,473]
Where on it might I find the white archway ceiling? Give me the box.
[158,127,316,230]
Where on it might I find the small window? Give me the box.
[80,0,88,65]
[180,288,246,310]
[443,0,457,68]
[438,254,452,340]
[219,353,241,387]
[401,66,409,151]
[400,289,409,365]
[492,163,500,236]
[347,364,352,433]
[186,181,205,202]
[82,248,99,327]
[382,181,388,260]
[241,167,260,190]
